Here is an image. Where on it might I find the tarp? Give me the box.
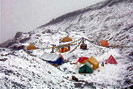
[105,55,118,64]
[87,56,99,70]
[79,64,93,74]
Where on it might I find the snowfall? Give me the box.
[0,0,133,89]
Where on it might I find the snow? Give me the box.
[1,0,104,43]
[1,39,128,88]
[96,49,121,62]
[0,0,133,89]
[0,50,75,89]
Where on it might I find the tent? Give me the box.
[26,43,37,50]
[58,46,70,53]
[60,36,72,42]
[79,63,93,74]
[77,57,89,64]
[80,43,87,50]
[41,53,59,61]
[47,57,64,65]
[87,56,99,70]
[105,55,118,64]
[41,53,65,66]
[100,40,109,47]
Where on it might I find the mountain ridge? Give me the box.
[0,0,133,48]
[39,0,133,27]
[0,0,133,88]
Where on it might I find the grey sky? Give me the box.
[0,0,104,43]
[0,0,1,43]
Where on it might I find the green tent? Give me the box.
[79,64,93,74]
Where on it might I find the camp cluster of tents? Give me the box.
[41,53,118,74]
[11,36,118,74]
[11,36,109,51]
[77,55,118,74]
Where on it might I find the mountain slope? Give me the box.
[0,0,133,88]
[35,0,133,56]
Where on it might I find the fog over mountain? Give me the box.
[1,0,103,43]
[0,0,2,43]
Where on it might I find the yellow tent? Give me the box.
[87,56,99,70]
[26,43,38,50]
[60,36,72,42]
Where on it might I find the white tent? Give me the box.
[41,52,59,61]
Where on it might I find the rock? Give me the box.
[127,66,133,71]
[74,82,83,88]
[0,58,8,62]
[129,52,133,56]
[72,76,79,82]
[48,71,51,74]
[45,29,52,33]
[19,37,30,43]
[14,32,22,39]
[42,29,53,34]
[0,39,17,48]
[101,62,104,67]
[4,69,13,75]
[63,68,67,71]
[10,45,25,50]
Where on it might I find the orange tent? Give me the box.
[58,47,70,53]
[60,36,72,42]
[87,56,99,70]
[100,40,109,47]
[26,44,38,50]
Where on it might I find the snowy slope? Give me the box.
[0,49,74,89]
[0,0,133,89]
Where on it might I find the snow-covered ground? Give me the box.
[0,0,133,89]
[0,38,132,89]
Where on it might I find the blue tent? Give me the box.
[47,57,64,65]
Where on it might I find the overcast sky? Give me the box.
[0,0,1,43]
[0,0,104,43]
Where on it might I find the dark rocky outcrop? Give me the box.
[14,32,23,40]
[19,37,30,43]
[0,58,8,62]
[0,39,17,48]
[129,52,133,56]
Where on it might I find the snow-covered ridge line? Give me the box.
[39,0,133,27]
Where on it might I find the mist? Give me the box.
[0,0,1,43]
[1,0,104,43]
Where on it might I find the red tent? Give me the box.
[77,57,89,64]
[105,55,118,64]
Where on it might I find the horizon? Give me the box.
[0,0,104,43]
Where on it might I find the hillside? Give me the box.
[0,0,133,89]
